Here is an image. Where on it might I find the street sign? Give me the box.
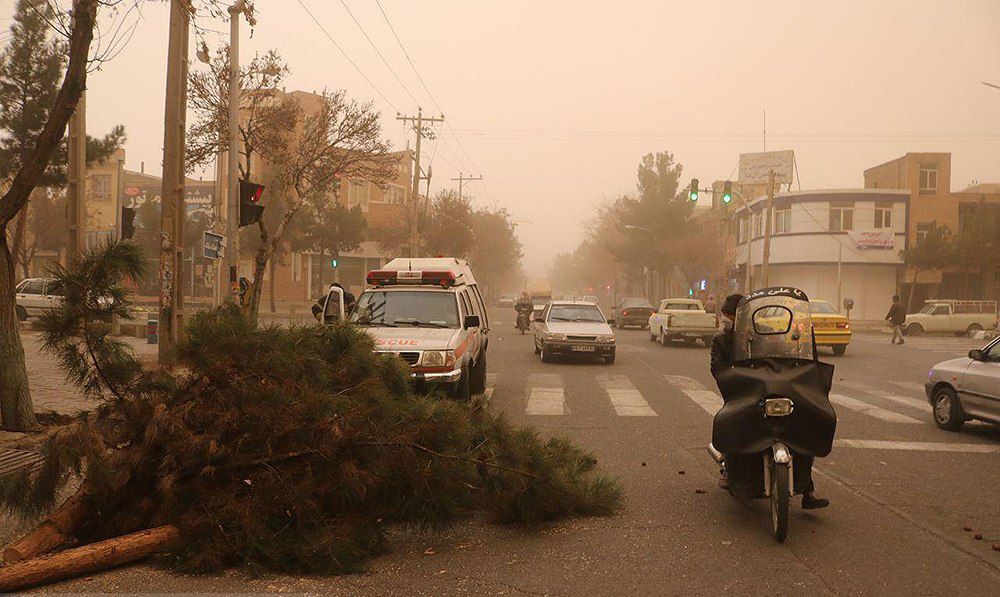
[203,231,225,260]
[738,150,794,185]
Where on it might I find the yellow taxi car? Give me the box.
[809,300,851,356]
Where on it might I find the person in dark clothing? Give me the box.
[885,294,906,345]
[710,292,829,509]
[710,294,743,382]
[312,283,356,321]
[514,292,534,330]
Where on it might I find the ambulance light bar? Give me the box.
[366,270,457,288]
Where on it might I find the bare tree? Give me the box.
[246,90,396,318]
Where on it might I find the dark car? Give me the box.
[613,298,655,329]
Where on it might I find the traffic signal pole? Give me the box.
[224,1,246,302]
[761,169,775,287]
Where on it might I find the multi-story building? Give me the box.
[729,189,909,320]
[864,153,1000,305]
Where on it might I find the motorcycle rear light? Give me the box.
[764,398,794,417]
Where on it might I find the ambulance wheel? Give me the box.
[451,365,471,401]
[470,353,487,394]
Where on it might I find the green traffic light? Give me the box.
[723,193,732,204]
[689,191,698,202]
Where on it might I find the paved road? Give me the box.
[23,312,1000,594]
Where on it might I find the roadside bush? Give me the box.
[0,241,621,574]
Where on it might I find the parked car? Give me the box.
[926,335,1000,430]
[612,297,654,329]
[648,298,719,346]
[532,300,616,364]
[14,277,62,321]
[497,293,516,308]
[904,300,998,337]
[809,300,851,356]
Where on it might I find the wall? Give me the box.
[768,263,897,321]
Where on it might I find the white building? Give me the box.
[733,189,910,320]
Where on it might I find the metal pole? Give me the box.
[157,0,189,364]
[66,91,86,265]
[761,169,775,287]
[837,244,843,311]
[225,1,244,301]
[409,108,422,257]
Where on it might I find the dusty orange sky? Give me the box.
[4,0,999,276]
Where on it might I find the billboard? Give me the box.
[738,150,794,185]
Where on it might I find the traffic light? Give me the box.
[239,181,265,227]
[722,180,733,205]
[689,178,699,202]
[120,206,136,240]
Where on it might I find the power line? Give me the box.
[294,0,397,112]
[336,0,421,108]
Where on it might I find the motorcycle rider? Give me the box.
[311,282,356,321]
[710,293,829,510]
[514,291,534,330]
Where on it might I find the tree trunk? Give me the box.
[318,249,325,292]
[3,486,92,564]
[0,525,180,593]
[0,231,35,431]
[268,254,277,314]
[11,209,28,281]
[906,266,920,314]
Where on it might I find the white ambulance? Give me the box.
[342,257,491,400]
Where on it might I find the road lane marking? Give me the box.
[597,375,656,417]
[889,380,926,394]
[838,380,931,413]
[526,373,565,416]
[662,375,706,391]
[661,375,721,416]
[829,394,921,424]
[835,439,1000,454]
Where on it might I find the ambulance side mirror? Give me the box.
[464,315,481,329]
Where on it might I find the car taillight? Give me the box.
[836,321,850,329]
[623,310,630,316]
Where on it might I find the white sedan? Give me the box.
[532,301,616,364]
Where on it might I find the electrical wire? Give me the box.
[336,0,421,108]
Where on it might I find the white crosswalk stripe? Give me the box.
[525,373,565,416]
[829,394,921,424]
[836,439,1000,454]
[838,380,931,413]
[663,375,722,415]
[597,375,656,417]
[889,380,926,394]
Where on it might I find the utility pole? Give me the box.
[157,0,190,364]
[760,169,775,287]
[224,0,246,302]
[397,108,444,257]
[66,91,86,266]
[451,172,483,201]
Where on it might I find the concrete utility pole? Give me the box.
[157,0,190,364]
[66,91,86,266]
[224,0,246,302]
[397,108,444,257]
[760,169,776,287]
[451,172,483,201]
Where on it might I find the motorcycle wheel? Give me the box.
[770,461,789,543]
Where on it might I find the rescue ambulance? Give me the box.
[339,257,490,400]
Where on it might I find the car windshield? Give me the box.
[351,290,459,328]
[548,304,605,323]
[621,298,652,308]
[809,301,839,315]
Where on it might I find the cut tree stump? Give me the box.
[0,525,180,593]
[2,486,92,564]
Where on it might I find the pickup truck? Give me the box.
[904,300,998,337]
[648,298,720,347]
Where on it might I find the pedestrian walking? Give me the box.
[704,294,717,314]
[885,294,906,344]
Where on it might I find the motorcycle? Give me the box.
[707,287,837,542]
[515,308,531,334]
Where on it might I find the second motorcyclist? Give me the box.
[514,291,534,332]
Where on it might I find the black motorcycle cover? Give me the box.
[712,359,837,457]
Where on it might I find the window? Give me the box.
[384,185,406,205]
[91,175,112,201]
[919,163,937,195]
[348,180,369,209]
[292,252,302,282]
[916,222,934,241]
[752,211,762,237]
[738,214,748,243]
[21,280,45,295]
[774,207,791,234]
[829,203,854,231]
[874,202,893,229]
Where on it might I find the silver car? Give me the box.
[532,301,616,364]
[926,336,1000,430]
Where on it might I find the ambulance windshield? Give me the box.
[352,290,460,328]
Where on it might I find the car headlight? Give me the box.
[421,350,455,367]
[544,333,566,341]
[927,369,934,380]
[596,334,615,343]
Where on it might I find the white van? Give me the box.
[340,257,490,400]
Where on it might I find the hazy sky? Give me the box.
[5,0,999,276]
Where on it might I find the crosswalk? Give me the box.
[489,370,942,430]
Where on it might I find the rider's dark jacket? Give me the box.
[515,297,533,313]
[710,320,735,381]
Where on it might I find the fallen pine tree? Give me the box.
[0,241,621,582]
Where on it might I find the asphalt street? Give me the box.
[38,309,1000,595]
